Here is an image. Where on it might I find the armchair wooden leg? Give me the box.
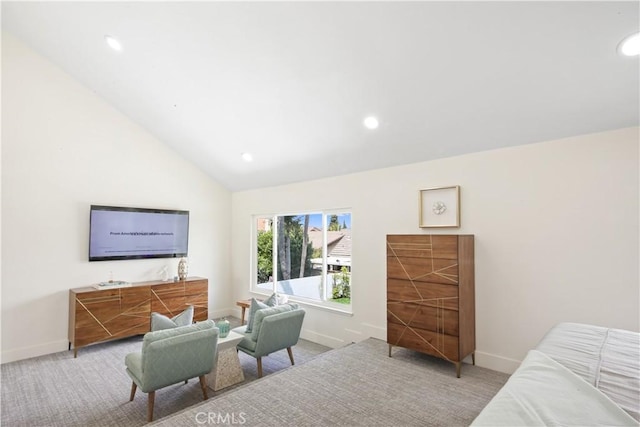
[257,357,263,378]
[287,347,295,366]
[199,375,209,400]
[129,382,137,401]
[147,391,155,422]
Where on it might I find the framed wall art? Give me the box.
[419,185,460,228]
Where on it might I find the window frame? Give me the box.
[250,209,353,314]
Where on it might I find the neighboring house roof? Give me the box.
[308,230,344,250]
[307,229,351,258]
[329,229,351,258]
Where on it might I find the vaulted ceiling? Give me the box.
[3,2,638,191]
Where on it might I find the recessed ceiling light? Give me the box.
[363,116,379,129]
[618,32,640,57]
[241,152,253,162]
[104,35,122,52]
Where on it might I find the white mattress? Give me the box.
[472,350,638,426]
[536,322,640,422]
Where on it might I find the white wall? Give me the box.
[231,127,639,374]
[3,30,638,372]
[1,33,232,363]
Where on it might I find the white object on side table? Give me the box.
[206,330,244,391]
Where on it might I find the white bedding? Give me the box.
[536,322,640,421]
[472,350,638,426]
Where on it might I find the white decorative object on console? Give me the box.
[178,258,188,280]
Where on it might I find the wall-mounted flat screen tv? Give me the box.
[89,205,189,261]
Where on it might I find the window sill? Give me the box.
[249,291,353,316]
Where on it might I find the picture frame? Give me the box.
[419,186,460,228]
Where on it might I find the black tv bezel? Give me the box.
[89,205,189,262]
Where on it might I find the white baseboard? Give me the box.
[302,320,389,349]
[1,339,69,364]
[359,322,386,340]
[474,351,522,374]
[208,307,239,320]
[301,329,346,349]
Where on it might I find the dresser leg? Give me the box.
[388,344,393,358]
[455,362,461,378]
[472,352,476,365]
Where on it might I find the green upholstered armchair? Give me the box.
[125,320,218,422]
[232,304,305,378]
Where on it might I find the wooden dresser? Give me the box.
[387,235,474,377]
[68,277,208,357]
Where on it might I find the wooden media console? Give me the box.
[68,277,208,357]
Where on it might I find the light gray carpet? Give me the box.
[0,317,329,426]
[153,338,510,427]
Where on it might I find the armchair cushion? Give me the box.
[150,305,194,331]
[245,293,279,333]
[238,336,257,352]
[251,303,299,342]
[245,299,268,334]
[231,325,256,351]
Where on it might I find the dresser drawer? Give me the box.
[73,286,151,347]
[387,301,459,336]
[387,322,460,361]
[387,256,459,285]
[387,279,459,308]
[184,279,208,296]
[387,234,458,260]
[151,279,208,318]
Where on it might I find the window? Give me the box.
[253,211,352,310]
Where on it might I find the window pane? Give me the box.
[275,214,323,300]
[326,213,351,304]
[255,217,274,293]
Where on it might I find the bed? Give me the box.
[472,322,640,426]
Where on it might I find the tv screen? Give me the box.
[89,205,189,261]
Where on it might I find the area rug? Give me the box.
[152,338,510,426]
[1,332,328,426]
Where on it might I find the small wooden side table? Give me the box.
[236,299,251,324]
